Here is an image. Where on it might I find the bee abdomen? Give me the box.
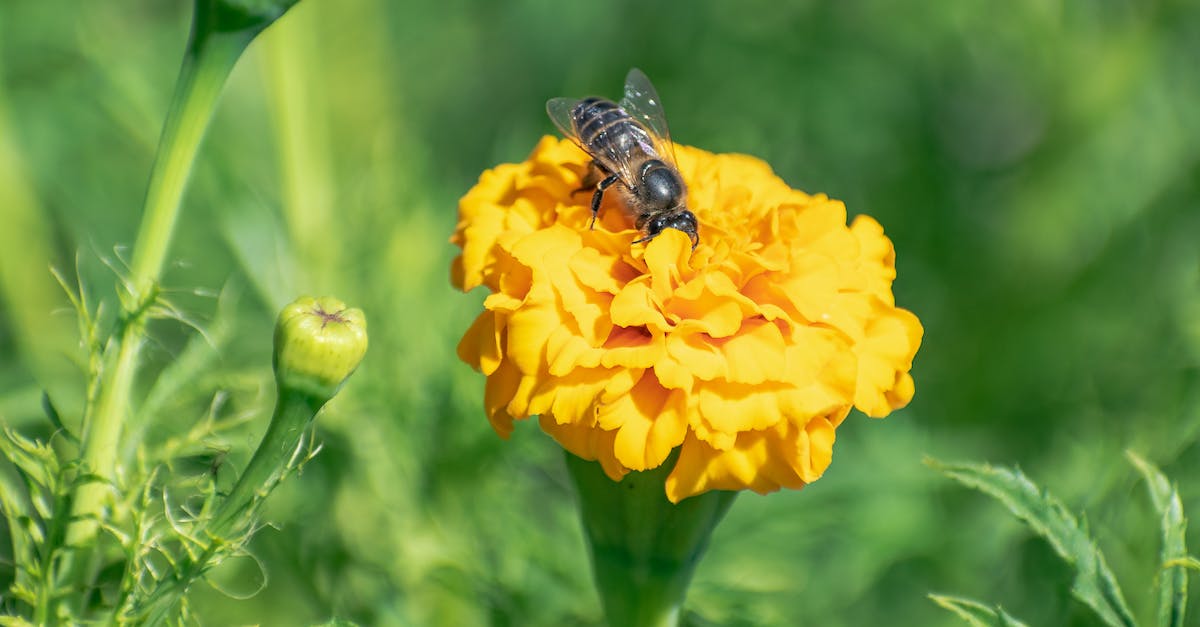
[572,97,649,158]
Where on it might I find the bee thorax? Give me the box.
[638,161,684,210]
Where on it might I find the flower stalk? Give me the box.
[565,451,737,627]
[58,3,304,622]
[134,390,321,626]
[68,1,268,548]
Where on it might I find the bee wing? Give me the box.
[619,68,678,168]
[546,95,641,189]
[546,97,581,142]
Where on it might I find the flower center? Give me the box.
[313,306,347,328]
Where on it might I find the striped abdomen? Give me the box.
[571,97,658,168]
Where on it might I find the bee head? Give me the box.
[642,210,699,249]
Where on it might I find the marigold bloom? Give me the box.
[452,136,922,503]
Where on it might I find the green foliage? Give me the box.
[928,594,1029,627]
[310,620,360,627]
[1,0,1199,625]
[565,451,737,627]
[0,427,72,621]
[1128,452,1190,627]
[929,458,1137,626]
[0,1,324,623]
[931,456,1196,627]
[0,279,299,623]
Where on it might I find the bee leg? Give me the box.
[590,174,620,230]
[572,161,604,196]
[580,161,602,188]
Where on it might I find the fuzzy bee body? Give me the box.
[547,69,699,248]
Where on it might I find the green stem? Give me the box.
[208,388,322,535]
[58,10,259,622]
[565,451,737,627]
[66,7,254,548]
[128,28,253,299]
[134,388,322,625]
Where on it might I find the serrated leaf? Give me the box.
[1127,452,1189,627]
[0,469,36,598]
[19,514,45,545]
[929,594,1030,627]
[7,581,38,608]
[0,428,58,490]
[928,458,1138,627]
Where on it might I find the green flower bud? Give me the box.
[273,296,367,402]
[135,296,367,623]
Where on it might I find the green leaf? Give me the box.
[0,467,36,601]
[1171,557,1200,570]
[39,393,76,446]
[927,458,1138,627]
[0,428,59,496]
[0,614,40,627]
[929,594,1030,627]
[1127,452,1190,627]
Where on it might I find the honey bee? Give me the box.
[547,68,698,248]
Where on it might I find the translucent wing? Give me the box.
[546,95,641,189]
[619,68,678,167]
[546,97,582,143]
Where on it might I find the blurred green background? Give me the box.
[2,0,1199,625]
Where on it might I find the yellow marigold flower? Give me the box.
[452,136,923,503]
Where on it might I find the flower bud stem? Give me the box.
[133,295,363,623]
[565,451,737,627]
[209,388,322,535]
[133,388,324,626]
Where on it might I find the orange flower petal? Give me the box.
[601,327,665,369]
[540,414,627,482]
[610,279,670,332]
[483,359,520,438]
[854,303,924,417]
[504,296,559,376]
[457,311,504,375]
[599,379,688,471]
[712,318,786,385]
[849,215,898,302]
[642,230,694,302]
[541,367,616,426]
